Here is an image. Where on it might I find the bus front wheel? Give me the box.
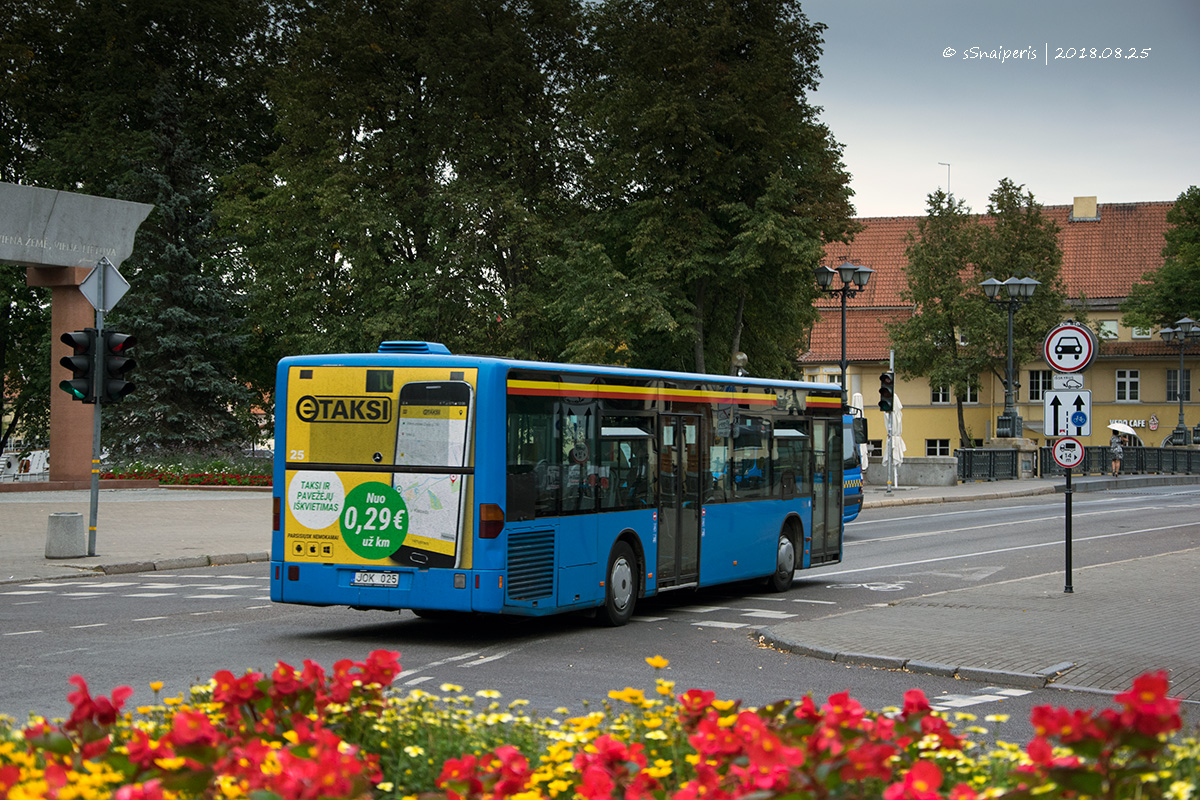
[600,541,638,626]
[768,529,797,593]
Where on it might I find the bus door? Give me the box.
[810,418,843,564]
[658,414,702,587]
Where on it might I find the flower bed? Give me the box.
[100,470,272,487]
[1,652,1195,800]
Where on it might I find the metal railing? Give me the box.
[1040,446,1200,477]
[956,449,1020,481]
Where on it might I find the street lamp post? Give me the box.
[815,262,874,405]
[980,276,1040,438]
[1158,317,1200,446]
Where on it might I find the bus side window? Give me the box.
[561,406,597,513]
[507,396,558,519]
[732,416,770,500]
[600,417,654,510]
[773,424,809,500]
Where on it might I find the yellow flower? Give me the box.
[645,730,668,740]
[476,689,501,699]
[656,679,675,696]
[440,683,464,693]
[608,687,646,705]
[150,680,164,693]
[155,756,189,771]
[712,699,736,711]
[404,745,426,758]
[645,655,669,669]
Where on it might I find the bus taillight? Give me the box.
[480,504,505,539]
[273,496,281,531]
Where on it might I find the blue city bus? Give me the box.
[843,413,867,524]
[270,342,848,625]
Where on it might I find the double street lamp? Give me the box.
[815,262,874,405]
[1158,317,1200,446]
[980,276,1040,438]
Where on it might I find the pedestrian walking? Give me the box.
[1110,433,1125,477]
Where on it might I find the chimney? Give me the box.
[1070,196,1099,221]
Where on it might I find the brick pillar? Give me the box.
[28,266,95,484]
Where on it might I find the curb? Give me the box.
[863,485,1056,509]
[754,628,1050,691]
[1,552,274,581]
[94,552,269,575]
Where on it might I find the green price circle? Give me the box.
[340,482,409,559]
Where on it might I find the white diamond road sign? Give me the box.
[1044,390,1091,436]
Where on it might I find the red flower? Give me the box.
[361,649,402,686]
[902,688,932,716]
[125,729,174,770]
[439,754,485,800]
[64,675,133,731]
[169,708,221,748]
[678,688,716,714]
[883,760,943,800]
[822,691,866,728]
[212,669,264,707]
[115,779,168,800]
[1114,670,1181,737]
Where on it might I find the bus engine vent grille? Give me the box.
[506,529,555,601]
[377,340,451,355]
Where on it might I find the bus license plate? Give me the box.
[352,571,399,588]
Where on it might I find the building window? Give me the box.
[1168,369,1191,402]
[1029,369,1053,401]
[931,384,951,404]
[1098,320,1118,340]
[958,384,979,403]
[1116,369,1140,401]
[866,439,883,458]
[926,439,951,456]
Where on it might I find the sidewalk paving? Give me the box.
[3,476,1200,701]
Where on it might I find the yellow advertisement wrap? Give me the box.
[284,366,477,568]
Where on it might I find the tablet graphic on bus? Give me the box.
[389,381,473,569]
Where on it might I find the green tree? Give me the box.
[573,0,855,376]
[0,273,50,453]
[889,180,1069,443]
[887,191,985,447]
[1121,186,1200,330]
[4,0,280,451]
[222,0,582,384]
[973,179,1070,418]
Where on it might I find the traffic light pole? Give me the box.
[87,264,106,556]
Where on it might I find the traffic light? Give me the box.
[878,372,895,412]
[59,328,98,403]
[100,330,137,403]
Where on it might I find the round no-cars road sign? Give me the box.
[1052,437,1086,469]
[1044,323,1095,373]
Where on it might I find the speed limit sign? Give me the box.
[1052,437,1085,469]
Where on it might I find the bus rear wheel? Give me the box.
[600,541,638,626]
[767,529,797,593]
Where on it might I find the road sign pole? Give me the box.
[88,262,105,556]
[1064,466,1074,594]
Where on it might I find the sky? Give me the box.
[803,0,1200,218]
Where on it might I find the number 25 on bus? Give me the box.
[271,341,854,625]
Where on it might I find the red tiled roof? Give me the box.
[801,307,910,363]
[802,200,1176,363]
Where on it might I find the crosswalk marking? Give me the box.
[692,620,748,629]
[930,687,1031,711]
[740,609,798,619]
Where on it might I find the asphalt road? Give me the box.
[5,487,1198,743]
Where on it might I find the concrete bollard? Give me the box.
[46,512,87,559]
